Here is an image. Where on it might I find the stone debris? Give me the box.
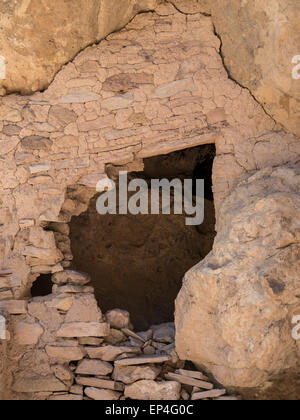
[9,269,238,400]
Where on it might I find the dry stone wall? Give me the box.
[0,2,299,398]
[6,269,239,400]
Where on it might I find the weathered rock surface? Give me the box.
[112,365,161,385]
[0,0,160,95]
[84,387,121,400]
[125,380,181,400]
[105,309,131,330]
[76,359,113,376]
[176,164,300,390]
[170,0,300,136]
[213,1,299,135]
[52,270,91,286]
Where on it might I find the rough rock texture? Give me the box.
[4,269,234,400]
[0,0,161,95]
[0,2,299,399]
[176,164,300,393]
[212,0,300,136]
[170,0,300,136]
[124,379,181,400]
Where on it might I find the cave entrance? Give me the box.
[69,144,216,330]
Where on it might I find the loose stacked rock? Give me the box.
[10,270,239,400]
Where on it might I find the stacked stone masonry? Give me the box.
[0,2,299,399]
[2,269,238,400]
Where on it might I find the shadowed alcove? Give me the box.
[68,144,216,330]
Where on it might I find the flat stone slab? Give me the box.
[76,359,113,376]
[114,355,171,366]
[56,322,110,338]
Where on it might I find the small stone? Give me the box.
[0,290,14,300]
[76,359,113,376]
[14,322,44,345]
[150,79,194,99]
[78,337,104,346]
[45,296,73,312]
[152,322,175,343]
[2,125,22,136]
[114,355,171,367]
[45,345,85,362]
[125,380,181,400]
[29,164,52,174]
[65,294,102,323]
[52,284,94,294]
[51,270,91,286]
[59,91,100,104]
[12,375,68,393]
[51,364,74,386]
[101,94,133,110]
[86,345,141,361]
[49,106,77,126]
[191,389,226,400]
[70,385,83,396]
[112,365,161,385]
[21,135,53,151]
[143,346,156,356]
[106,309,130,330]
[0,300,27,314]
[76,376,124,391]
[105,328,127,345]
[84,387,121,401]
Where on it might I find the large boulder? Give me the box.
[210,0,300,136]
[0,0,160,95]
[176,164,300,395]
[170,0,300,136]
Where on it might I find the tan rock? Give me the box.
[78,337,104,346]
[14,322,43,346]
[12,375,68,393]
[209,0,300,135]
[0,0,160,95]
[112,365,161,385]
[86,345,141,361]
[105,328,127,345]
[84,387,121,401]
[65,294,102,323]
[52,270,91,286]
[45,296,73,312]
[45,345,85,362]
[76,359,113,376]
[0,300,27,314]
[57,322,110,338]
[51,364,75,385]
[125,380,181,400]
[76,376,124,391]
[176,164,300,389]
[106,309,131,330]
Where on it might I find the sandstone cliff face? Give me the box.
[170,0,300,136]
[176,164,300,392]
[0,0,160,95]
[0,0,299,136]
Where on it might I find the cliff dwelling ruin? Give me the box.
[0,0,299,401]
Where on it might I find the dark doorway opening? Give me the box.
[69,144,216,330]
[31,274,53,297]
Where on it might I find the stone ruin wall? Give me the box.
[0,3,299,399]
